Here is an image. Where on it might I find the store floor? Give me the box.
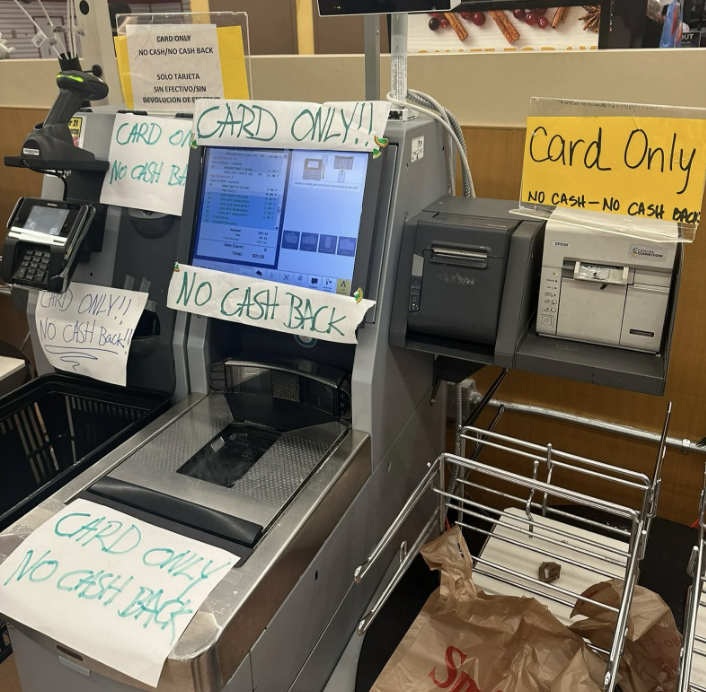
[1,654,21,692]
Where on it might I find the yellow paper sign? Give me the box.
[521,115,706,226]
[114,24,249,111]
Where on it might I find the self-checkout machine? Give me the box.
[0,7,460,692]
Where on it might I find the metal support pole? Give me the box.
[364,14,380,102]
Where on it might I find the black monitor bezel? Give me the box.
[181,144,384,299]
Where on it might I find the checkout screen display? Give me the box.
[22,206,70,236]
[191,147,369,295]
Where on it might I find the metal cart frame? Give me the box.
[355,373,672,692]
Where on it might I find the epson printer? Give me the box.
[536,212,678,354]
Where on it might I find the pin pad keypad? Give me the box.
[13,248,51,286]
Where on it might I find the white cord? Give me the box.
[387,92,475,198]
[12,0,61,57]
[409,89,456,196]
[35,0,68,55]
[66,0,74,56]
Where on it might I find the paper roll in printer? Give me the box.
[536,212,678,354]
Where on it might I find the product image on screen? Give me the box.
[23,206,70,236]
[191,147,370,295]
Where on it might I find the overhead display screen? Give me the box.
[191,147,370,295]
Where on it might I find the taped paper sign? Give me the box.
[0,499,238,687]
[115,24,249,112]
[100,113,192,216]
[521,114,706,227]
[35,283,148,387]
[193,99,391,154]
[167,264,375,344]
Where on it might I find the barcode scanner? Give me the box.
[43,71,110,128]
[20,70,109,166]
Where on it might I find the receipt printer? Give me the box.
[390,197,545,364]
[536,213,677,353]
[1,197,98,293]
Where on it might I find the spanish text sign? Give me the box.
[521,115,706,226]
[127,24,223,108]
[193,99,391,154]
[100,113,192,216]
[167,264,375,344]
[0,499,238,687]
[36,282,148,387]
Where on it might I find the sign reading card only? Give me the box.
[521,110,706,228]
[0,499,238,687]
[168,264,375,345]
[193,99,391,154]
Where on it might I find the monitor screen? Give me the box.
[22,206,70,236]
[191,147,370,295]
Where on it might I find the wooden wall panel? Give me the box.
[459,125,706,526]
[0,107,46,350]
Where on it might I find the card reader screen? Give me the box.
[22,206,70,236]
[191,147,369,295]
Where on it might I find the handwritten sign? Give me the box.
[0,499,237,687]
[193,100,391,154]
[521,115,706,227]
[167,264,375,345]
[36,283,148,387]
[100,114,192,216]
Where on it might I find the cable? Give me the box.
[387,92,475,198]
[12,0,62,57]
[408,89,474,198]
[66,0,74,56]
[35,0,69,56]
[36,170,68,200]
[407,90,456,196]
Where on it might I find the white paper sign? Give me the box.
[193,100,392,153]
[100,113,192,216]
[35,283,148,387]
[0,499,237,687]
[126,23,224,110]
[168,264,375,344]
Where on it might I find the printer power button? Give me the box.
[540,315,554,327]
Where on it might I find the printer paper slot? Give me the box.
[430,244,488,268]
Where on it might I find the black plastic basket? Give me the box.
[0,374,170,533]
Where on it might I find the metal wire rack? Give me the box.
[355,382,671,692]
[678,465,706,692]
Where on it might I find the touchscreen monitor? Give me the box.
[191,147,370,295]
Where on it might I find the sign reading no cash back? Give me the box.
[521,110,706,227]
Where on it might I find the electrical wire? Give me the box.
[408,89,473,198]
[386,92,475,198]
[13,0,61,57]
[407,90,456,196]
[36,170,68,200]
[65,0,74,56]
[34,0,69,57]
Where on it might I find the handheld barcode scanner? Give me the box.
[20,70,109,164]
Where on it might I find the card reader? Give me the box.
[2,197,96,293]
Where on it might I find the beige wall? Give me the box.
[3,49,706,122]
